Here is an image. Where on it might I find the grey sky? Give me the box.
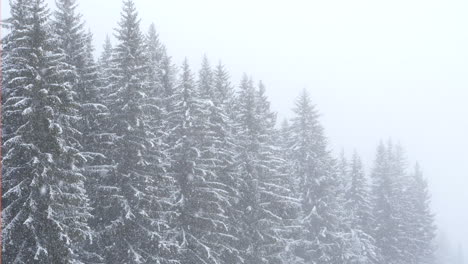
[2,0,468,255]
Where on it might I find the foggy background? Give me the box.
[2,0,467,256]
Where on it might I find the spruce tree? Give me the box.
[198,55,214,99]
[406,163,436,264]
[144,23,165,96]
[96,1,176,263]
[390,143,416,264]
[276,119,303,264]
[198,56,242,263]
[98,35,114,91]
[343,151,380,264]
[371,142,396,263]
[2,0,93,262]
[338,150,349,188]
[254,80,296,231]
[52,0,108,155]
[371,141,410,264]
[157,42,178,140]
[285,89,345,264]
[168,59,236,263]
[52,4,109,260]
[213,62,235,113]
[234,75,290,264]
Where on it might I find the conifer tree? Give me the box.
[212,61,238,145]
[275,119,303,264]
[52,5,109,260]
[371,142,397,263]
[254,81,297,229]
[198,55,214,99]
[98,35,114,91]
[343,151,380,264]
[53,0,86,72]
[2,0,93,262]
[348,152,374,238]
[142,22,170,185]
[234,75,291,264]
[52,0,108,152]
[371,141,411,264]
[278,120,291,159]
[96,1,176,263]
[338,150,349,185]
[337,150,350,204]
[52,0,106,131]
[198,57,242,263]
[169,59,238,264]
[285,89,345,264]
[157,42,178,140]
[213,62,235,112]
[390,143,416,264]
[406,163,436,264]
[144,23,165,96]
[276,119,298,200]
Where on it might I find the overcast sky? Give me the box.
[2,0,468,255]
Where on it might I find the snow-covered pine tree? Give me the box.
[198,56,243,263]
[52,0,88,80]
[96,1,176,263]
[145,30,182,263]
[213,62,235,113]
[52,0,107,134]
[198,55,214,99]
[371,142,398,264]
[52,0,108,157]
[337,150,351,210]
[80,30,111,167]
[338,150,349,187]
[87,36,119,263]
[99,35,113,66]
[275,119,303,263]
[278,119,291,159]
[143,22,182,264]
[157,40,178,140]
[389,143,418,264]
[160,51,177,111]
[144,23,165,96]
[97,35,114,91]
[212,61,239,149]
[1,0,29,142]
[254,80,298,236]
[52,3,110,260]
[285,89,345,264]
[347,152,368,227]
[233,75,291,264]
[143,22,170,147]
[255,81,277,133]
[276,119,300,205]
[406,163,436,264]
[167,59,234,264]
[2,0,93,262]
[342,151,380,264]
[142,22,169,178]
[371,141,411,264]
